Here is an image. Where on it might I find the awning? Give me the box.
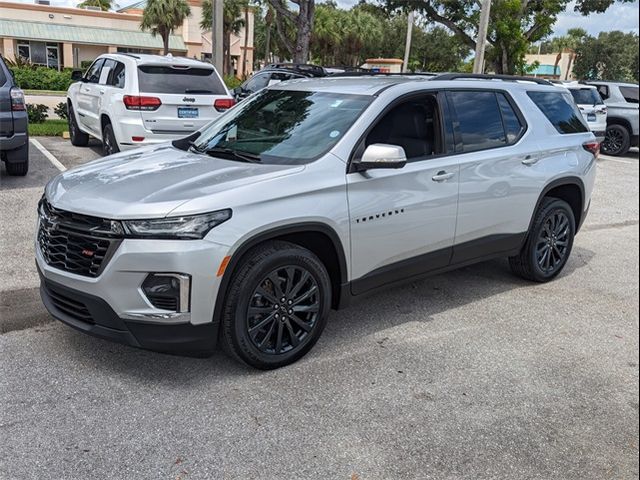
[0,18,187,51]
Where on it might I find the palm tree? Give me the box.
[77,0,112,11]
[141,0,191,55]
[201,0,247,75]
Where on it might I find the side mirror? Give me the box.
[71,70,84,82]
[233,86,244,97]
[352,144,407,172]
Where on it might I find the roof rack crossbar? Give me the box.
[430,73,552,86]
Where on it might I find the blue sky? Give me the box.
[8,0,640,37]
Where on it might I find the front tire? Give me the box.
[509,197,576,282]
[68,104,89,147]
[220,241,332,369]
[602,124,630,156]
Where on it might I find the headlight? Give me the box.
[122,209,231,239]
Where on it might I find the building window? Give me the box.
[15,40,60,70]
[117,47,155,54]
[17,43,30,61]
[46,44,59,70]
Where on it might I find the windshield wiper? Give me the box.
[184,89,214,94]
[203,147,261,163]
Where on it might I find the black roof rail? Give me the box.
[264,63,327,76]
[117,53,141,60]
[328,71,437,78]
[430,73,553,86]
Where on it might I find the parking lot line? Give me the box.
[30,138,66,172]
[601,156,635,165]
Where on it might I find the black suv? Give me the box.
[0,55,29,176]
[232,63,328,101]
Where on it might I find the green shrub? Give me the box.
[27,103,49,123]
[12,66,74,91]
[80,60,93,70]
[54,102,68,120]
[223,75,242,90]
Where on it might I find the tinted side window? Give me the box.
[0,65,6,86]
[109,61,126,88]
[244,73,270,93]
[527,91,589,134]
[85,59,104,84]
[619,86,639,104]
[99,59,116,85]
[497,93,525,143]
[448,91,506,152]
[594,84,609,100]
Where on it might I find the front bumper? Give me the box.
[36,229,232,355]
[40,273,217,355]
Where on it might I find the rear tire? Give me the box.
[4,142,29,176]
[602,124,630,156]
[68,104,89,147]
[102,122,120,156]
[220,240,332,369]
[509,197,575,282]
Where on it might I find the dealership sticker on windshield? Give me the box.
[329,130,340,138]
[330,100,344,108]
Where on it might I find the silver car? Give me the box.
[37,74,598,369]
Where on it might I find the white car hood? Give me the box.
[45,145,303,219]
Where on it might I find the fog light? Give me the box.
[142,273,191,312]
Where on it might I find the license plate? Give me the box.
[178,107,199,119]
[587,113,596,121]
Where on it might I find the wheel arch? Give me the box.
[529,177,585,235]
[606,116,632,133]
[212,223,349,328]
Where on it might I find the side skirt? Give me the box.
[344,232,526,304]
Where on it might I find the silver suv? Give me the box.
[588,81,639,156]
[37,74,598,369]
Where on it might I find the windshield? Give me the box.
[191,89,372,164]
[569,88,603,105]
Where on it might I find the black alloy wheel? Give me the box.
[102,123,119,156]
[509,197,575,282]
[247,266,320,355]
[221,240,331,369]
[602,124,630,156]
[535,210,571,275]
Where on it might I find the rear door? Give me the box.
[136,64,230,135]
[449,89,543,262]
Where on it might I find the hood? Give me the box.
[45,145,303,219]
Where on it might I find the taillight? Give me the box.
[10,87,26,111]
[214,98,235,112]
[123,95,161,111]
[583,141,600,158]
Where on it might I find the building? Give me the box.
[361,58,404,73]
[525,50,576,80]
[0,0,254,76]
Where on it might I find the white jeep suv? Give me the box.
[66,53,234,155]
[40,74,598,369]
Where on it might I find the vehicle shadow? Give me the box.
[58,245,595,384]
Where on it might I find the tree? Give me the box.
[141,0,191,55]
[573,31,640,82]
[201,0,248,75]
[266,0,315,63]
[383,0,634,75]
[77,0,112,11]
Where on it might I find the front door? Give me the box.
[347,92,459,295]
[75,58,104,135]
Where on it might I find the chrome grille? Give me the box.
[37,199,121,278]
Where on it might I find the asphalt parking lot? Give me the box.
[0,138,638,479]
